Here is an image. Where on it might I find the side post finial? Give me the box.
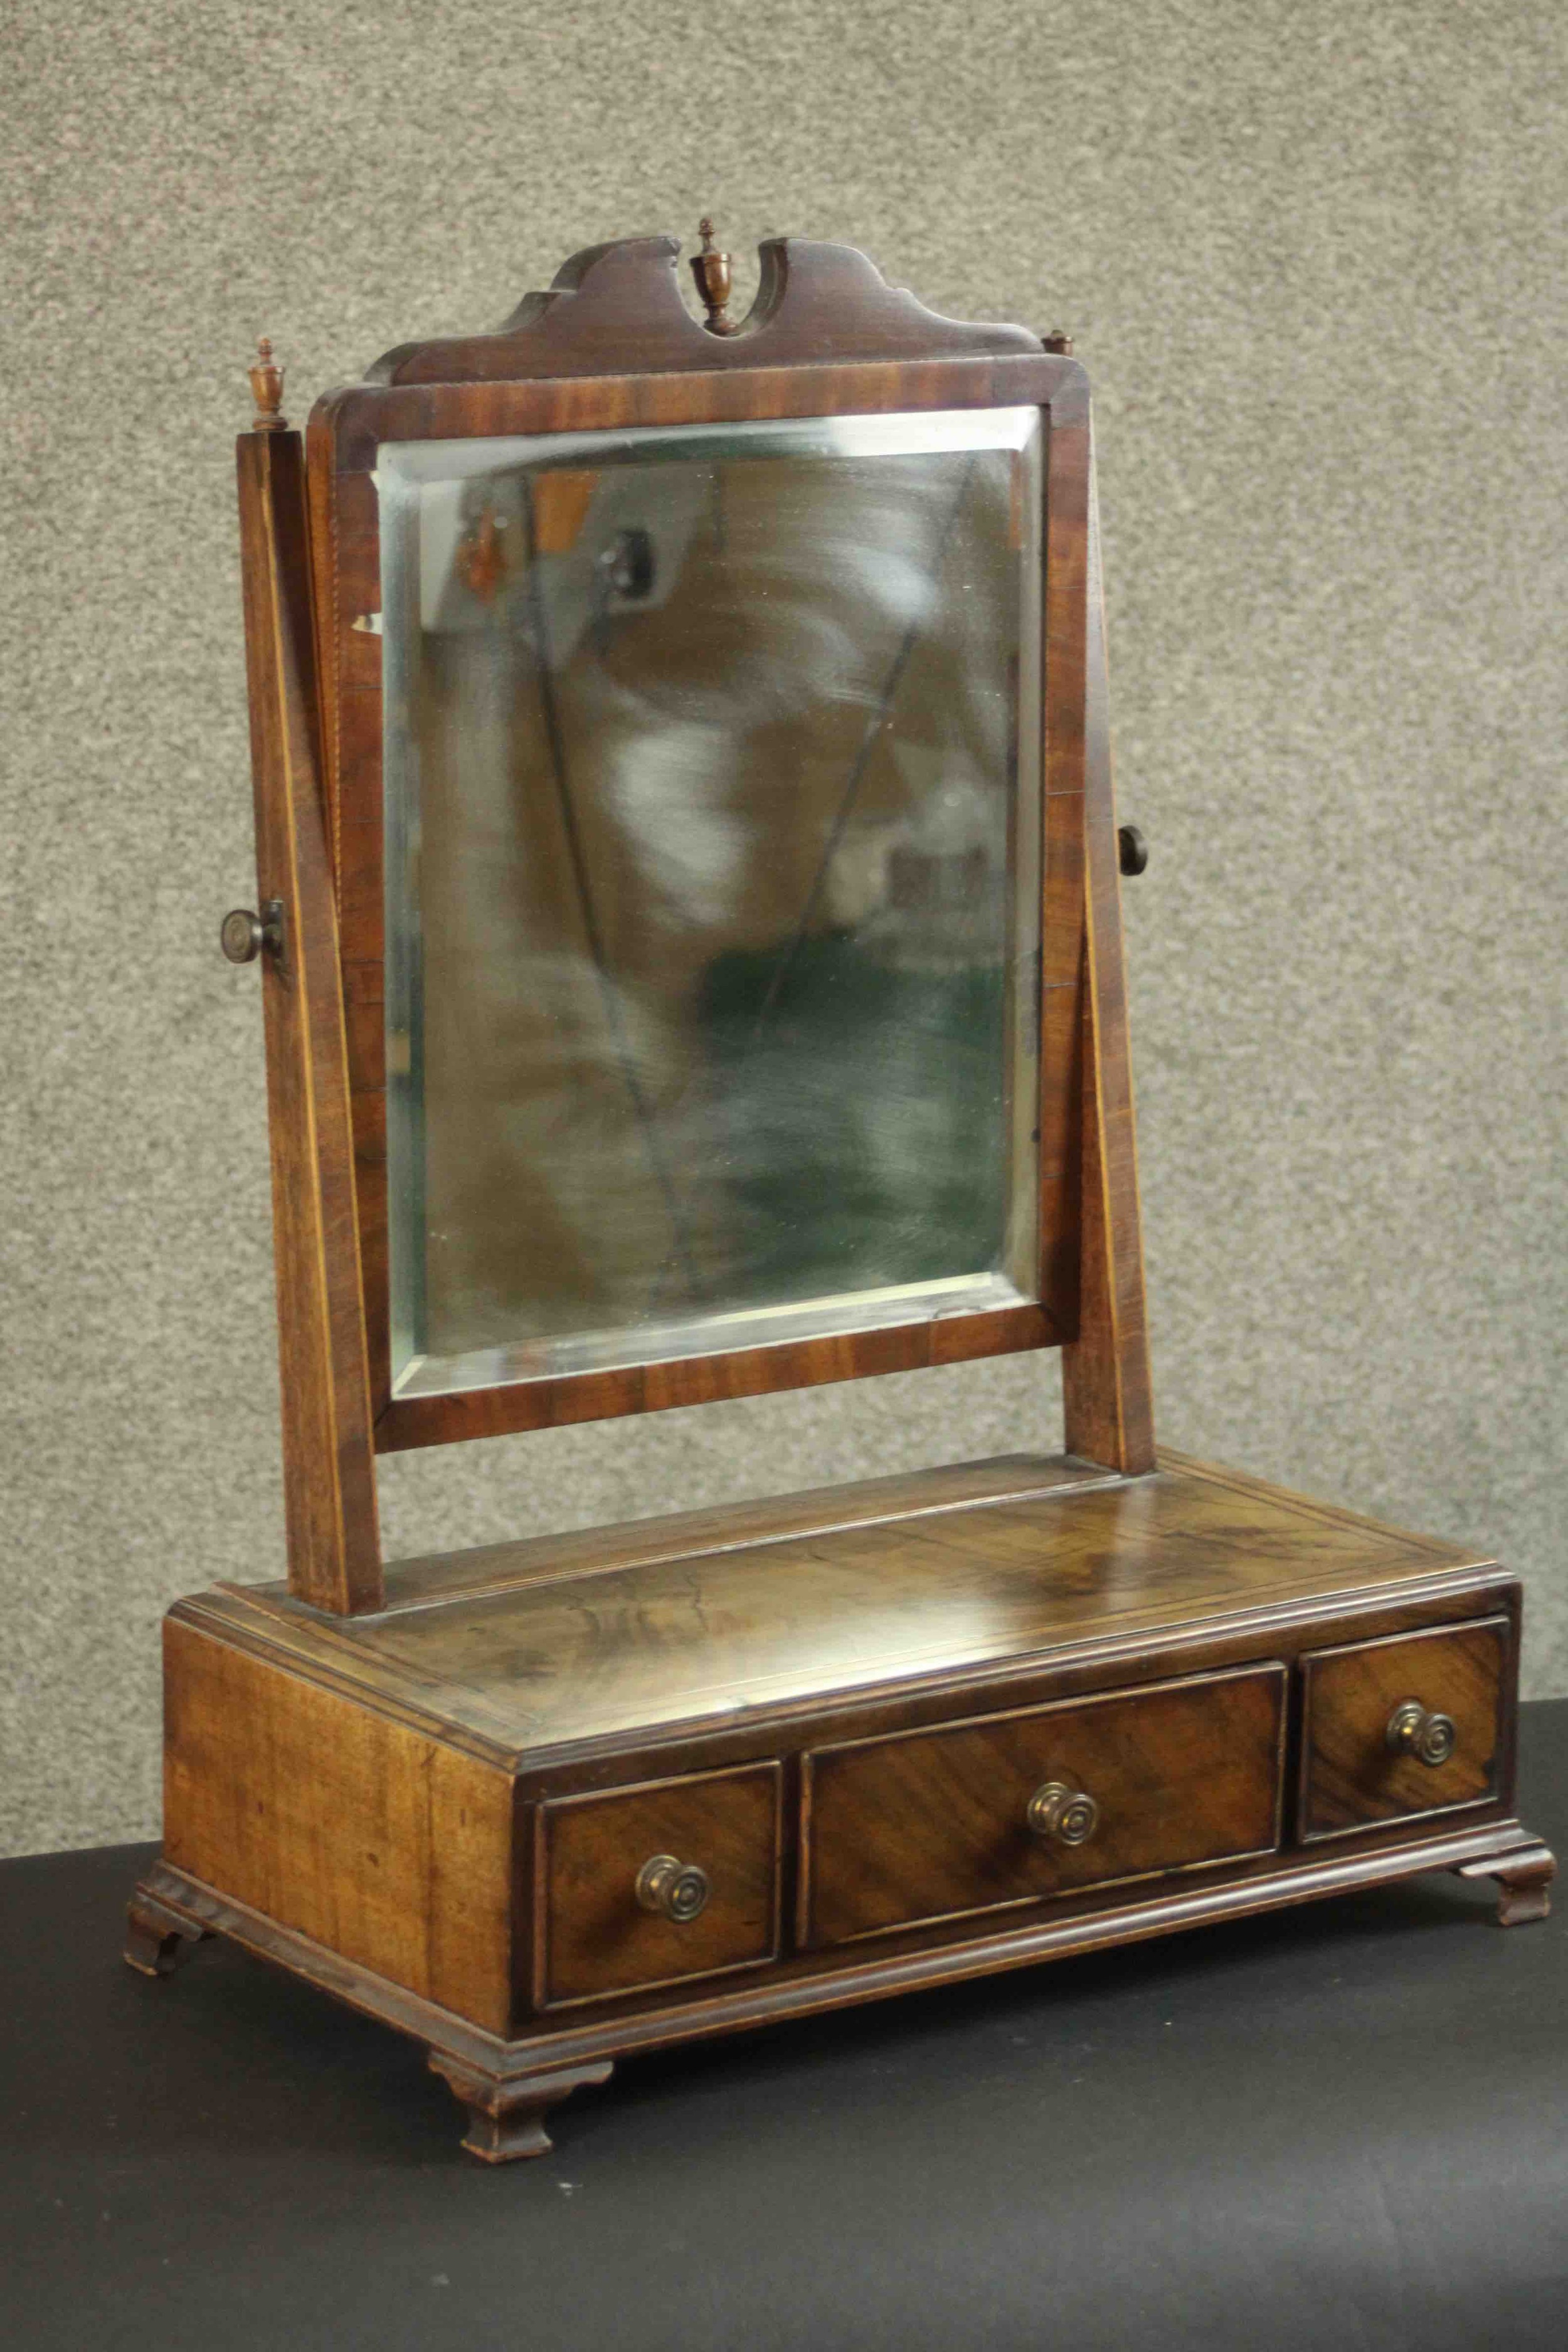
[248,336,287,432]
[690,218,739,337]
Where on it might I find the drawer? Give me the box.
[801,1665,1286,1948]
[1298,1616,1508,1842]
[538,1762,781,2007]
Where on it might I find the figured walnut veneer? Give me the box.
[162,1615,516,2033]
[294,233,1144,1476]
[1299,1619,1508,1842]
[539,1764,782,2006]
[191,1452,1493,1757]
[134,231,1551,2159]
[144,1449,1551,2158]
[802,1663,1286,1948]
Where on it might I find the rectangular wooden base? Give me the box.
[134,1450,1554,2157]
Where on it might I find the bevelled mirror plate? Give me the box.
[379,406,1044,1401]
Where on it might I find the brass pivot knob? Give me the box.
[1027,1780,1099,1846]
[1118,824,1148,877]
[636,1853,710,1922]
[1386,1700,1457,1767]
[220,901,283,965]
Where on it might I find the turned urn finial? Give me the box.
[248,336,287,431]
[691,216,739,337]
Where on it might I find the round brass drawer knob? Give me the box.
[1027,1780,1099,1846]
[1385,1699,1457,1767]
[635,1853,710,1922]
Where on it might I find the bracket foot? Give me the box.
[428,2054,614,2163]
[124,1883,213,1978]
[1454,1838,1555,1927]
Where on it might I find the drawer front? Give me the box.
[802,1665,1286,1949]
[539,1762,781,2007]
[1298,1617,1508,1842]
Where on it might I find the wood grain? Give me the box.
[302,298,1086,1445]
[168,234,1550,2162]
[237,427,383,1611]
[538,1762,781,2006]
[134,1811,1555,2098]
[1062,456,1155,1471]
[189,1457,1500,1765]
[802,1663,1285,1946]
[1036,371,1093,1349]
[363,1451,1120,1614]
[377,1308,1058,1453]
[161,1616,515,2032]
[1299,1617,1509,1841]
[366,233,1043,386]
[137,1443,1545,2149]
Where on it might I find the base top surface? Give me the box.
[179,1451,1494,1761]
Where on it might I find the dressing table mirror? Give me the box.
[127,227,1552,2161]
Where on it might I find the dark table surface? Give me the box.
[4,1703,1564,2352]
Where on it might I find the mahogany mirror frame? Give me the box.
[236,231,1153,1615]
[128,236,1545,2175]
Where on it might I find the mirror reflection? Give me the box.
[380,408,1042,1396]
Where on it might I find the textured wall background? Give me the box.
[3,0,1564,1855]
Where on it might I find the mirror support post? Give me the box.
[1061,442,1156,1474]
[236,421,384,1614]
